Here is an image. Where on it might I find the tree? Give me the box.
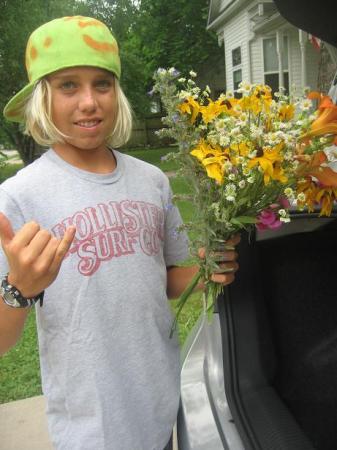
[134,0,222,86]
[83,0,223,117]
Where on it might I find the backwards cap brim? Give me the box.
[3,82,35,123]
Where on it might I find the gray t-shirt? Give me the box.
[0,149,189,450]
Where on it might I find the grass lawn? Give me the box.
[0,146,202,403]
[0,163,23,183]
[0,312,41,403]
[124,146,179,172]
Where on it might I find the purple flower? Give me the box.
[169,68,180,77]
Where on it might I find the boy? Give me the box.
[0,16,238,450]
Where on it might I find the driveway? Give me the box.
[0,395,179,449]
[0,396,53,450]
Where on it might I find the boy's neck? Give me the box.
[52,143,117,174]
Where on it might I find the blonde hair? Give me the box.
[23,76,133,148]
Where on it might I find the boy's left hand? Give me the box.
[198,234,240,286]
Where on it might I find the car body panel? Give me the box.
[178,313,244,450]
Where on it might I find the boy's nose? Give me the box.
[78,88,98,112]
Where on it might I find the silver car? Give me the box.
[178,211,337,450]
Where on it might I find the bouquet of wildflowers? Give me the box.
[152,68,337,332]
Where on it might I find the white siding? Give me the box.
[306,45,320,91]
[249,28,319,93]
[223,9,251,91]
[250,36,264,84]
[288,28,302,91]
[212,2,320,93]
[220,0,233,11]
[288,29,319,92]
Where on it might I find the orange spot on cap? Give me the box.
[30,46,38,60]
[44,37,52,48]
[78,19,103,28]
[6,107,21,118]
[25,38,32,67]
[64,15,85,21]
[82,34,118,53]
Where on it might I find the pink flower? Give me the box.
[279,196,290,208]
[256,209,282,231]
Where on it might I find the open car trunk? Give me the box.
[219,211,337,449]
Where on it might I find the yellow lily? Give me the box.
[239,85,272,115]
[278,104,295,121]
[247,143,284,184]
[199,99,230,124]
[190,139,227,183]
[190,139,222,160]
[229,142,251,165]
[273,165,288,183]
[178,96,201,124]
[202,157,226,184]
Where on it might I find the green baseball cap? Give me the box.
[4,16,121,123]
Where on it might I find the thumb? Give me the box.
[0,213,15,247]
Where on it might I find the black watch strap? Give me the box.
[1,274,44,308]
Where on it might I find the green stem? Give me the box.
[169,270,202,338]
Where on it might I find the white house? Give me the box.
[207,0,321,95]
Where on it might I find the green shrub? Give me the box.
[0,164,23,184]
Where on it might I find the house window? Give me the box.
[232,46,242,95]
[263,36,289,94]
[233,69,242,91]
[232,47,241,67]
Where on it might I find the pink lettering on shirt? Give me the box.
[51,199,165,276]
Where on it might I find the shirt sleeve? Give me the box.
[163,183,190,267]
[0,187,26,278]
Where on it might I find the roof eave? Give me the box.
[207,0,248,31]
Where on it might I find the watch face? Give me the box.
[0,278,31,308]
[3,291,21,308]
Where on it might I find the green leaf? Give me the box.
[232,216,257,224]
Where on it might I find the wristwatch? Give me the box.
[0,274,44,308]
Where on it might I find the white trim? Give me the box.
[285,33,291,89]
[246,12,253,83]
[276,31,284,88]
[207,0,248,31]
[298,29,308,88]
